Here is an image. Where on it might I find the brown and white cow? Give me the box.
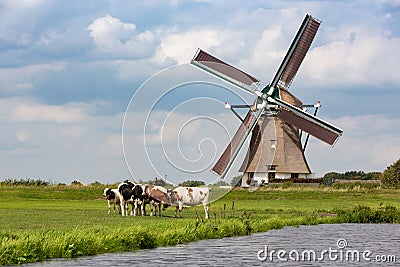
[169,187,210,219]
[144,185,171,217]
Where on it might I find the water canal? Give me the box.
[23,224,399,266]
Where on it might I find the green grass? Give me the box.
[0,184,399,265]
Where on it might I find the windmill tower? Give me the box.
[190,14,343,186]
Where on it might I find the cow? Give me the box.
[169,187,210,219]
[118,181,145,216]
[103,188,121,215]
[144,185,171,217]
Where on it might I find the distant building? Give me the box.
[152,177,170,187]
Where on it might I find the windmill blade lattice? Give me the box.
[191,49,260,93]
[211,108,264,177]
[270,14,320,90]
[272,97,343,146]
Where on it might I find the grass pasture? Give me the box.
[0,184,399,265]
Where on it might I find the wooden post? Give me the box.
[223,203,226,211]
[231,201,235,210]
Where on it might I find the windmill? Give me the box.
[190,14,343,186]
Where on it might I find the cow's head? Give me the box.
[103,188,115,200]
[167,189,179,203]
[103,188,109,197]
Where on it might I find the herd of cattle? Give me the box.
[103,181,210,219]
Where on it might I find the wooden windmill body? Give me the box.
[190,14,343,186]
[239,89,312,186]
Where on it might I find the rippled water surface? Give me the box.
[23,224,399,267]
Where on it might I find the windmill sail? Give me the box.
[271,14,320,90]
[212,108,264,177]
[191,49,260,93]
[271,97,343,146]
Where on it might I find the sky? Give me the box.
[0,0,399,185]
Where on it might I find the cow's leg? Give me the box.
[132,200,136,216]
[174,206,178,218]
[150,201,154,216]
[140,201,145,216]
[204,203,210,219]
[133,200,138,216]
[179,203,183,218]
[125,202,130,216]
[143,202,147,216]
[158,203,162,217]
[120,201,125,216]
[117,202,121,214]
[107,200,111,215]
[154,202,159,216]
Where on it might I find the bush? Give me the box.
[212,180,230,187]
[71,180,83,186]
[381,159,400,188]
[0,178,50,187]
[337,205,400,223]
[178,180,205,187]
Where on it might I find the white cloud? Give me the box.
[155,29,221,64]
[0,97,128,183]
[0,98,88,123]
[306,114,400,176]
[301,24,400,89]
[87,15,159,59]
[16,130,29,142]
[3,0,44,7]
[0,62,66,94]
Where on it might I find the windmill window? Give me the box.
[268,165,276,171]
[291,173,299,178]
[270,140,277,149]
[268,172,275,179]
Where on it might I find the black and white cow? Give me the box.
[103,188,121,215]
[144,185,171,217]
[118,181,145,216]
[169,187,210,219]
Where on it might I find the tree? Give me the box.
[230,175,242,187]
[178,180,205,187]
[322,172,340,185]
[71,180,83,186]
[382,159,400,188]
[212,179,230,187]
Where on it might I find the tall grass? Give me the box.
[0,214,339,266]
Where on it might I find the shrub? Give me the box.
[336,205,400,223]
[0,178,50,187]
[178,180,205,187]
[70,180,83,186]
[381,159,400,188]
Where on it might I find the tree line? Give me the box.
[1,159,399,189]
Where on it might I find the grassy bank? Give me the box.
[0,184,399,265]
